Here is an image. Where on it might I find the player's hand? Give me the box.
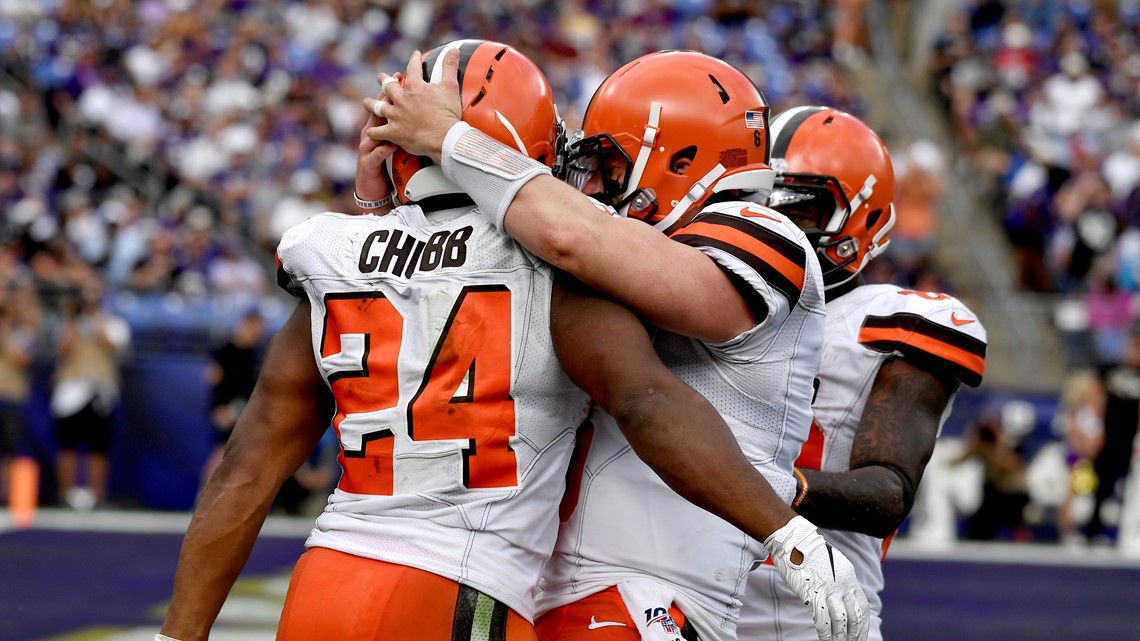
[363,49,462,164]
[764,515,869,641]
[355,76,398,211]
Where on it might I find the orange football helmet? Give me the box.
[387,40,560,205]
[766,106,896,289]
[561,50,774,233]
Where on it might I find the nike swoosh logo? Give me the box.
[950,313,975,326]
[588,617,627,630]
[739,206,782,221]
[825,542,836,580]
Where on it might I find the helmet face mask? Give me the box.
[561,133,633,205]
[768,173,848,236]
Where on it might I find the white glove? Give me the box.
[764,515,869,641]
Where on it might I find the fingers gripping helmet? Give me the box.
[767,106,896,290]
[387,40,560,205]
[563,51,775,233]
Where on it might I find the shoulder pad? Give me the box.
[671,203,810,308]
[856,288,987,386]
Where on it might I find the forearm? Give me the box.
[613,383,794,541]
[794,466,908,538]
[436,122,614,271]
[550,283,791,540]
[796,357,953,538]
[162,412,323,639]
[162,301,332,641]
[512,177,751,342]
[161,456,285,640]
[506,176,612,273]
[508,182,655,313]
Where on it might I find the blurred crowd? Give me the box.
[932,338,1140,550]
[924,0,1140,550]
[930,0,1140,364]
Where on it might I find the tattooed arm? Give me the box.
[794,357,955,538]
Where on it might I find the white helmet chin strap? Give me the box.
[620,100,778,231]
[824,196,896,290]
[653,163,727,231]
[619,99,729,231]
[866,202,896,260]
[652,164,777,231]
[618,101,662,216]
[848,174,877,217]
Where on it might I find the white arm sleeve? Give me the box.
[440,121,551,230]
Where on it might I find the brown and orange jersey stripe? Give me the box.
[858,313,986,387]
[672,212,808,309]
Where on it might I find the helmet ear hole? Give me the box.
[865,208,882,230]
[670,146,697,176]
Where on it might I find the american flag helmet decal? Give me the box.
[745,110,765,129]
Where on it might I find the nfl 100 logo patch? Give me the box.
[645,607,683,638]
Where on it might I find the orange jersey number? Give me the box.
[321,287,518,495]
[897,289,950,301]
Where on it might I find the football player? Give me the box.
[735,107,988,641]
[157,42,851,641]
[369,49,868,641]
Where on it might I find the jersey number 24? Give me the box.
[319,286,517,495]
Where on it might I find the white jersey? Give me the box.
[738,284,988,641]
[275,206,589,621]
[537,202,826,641]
